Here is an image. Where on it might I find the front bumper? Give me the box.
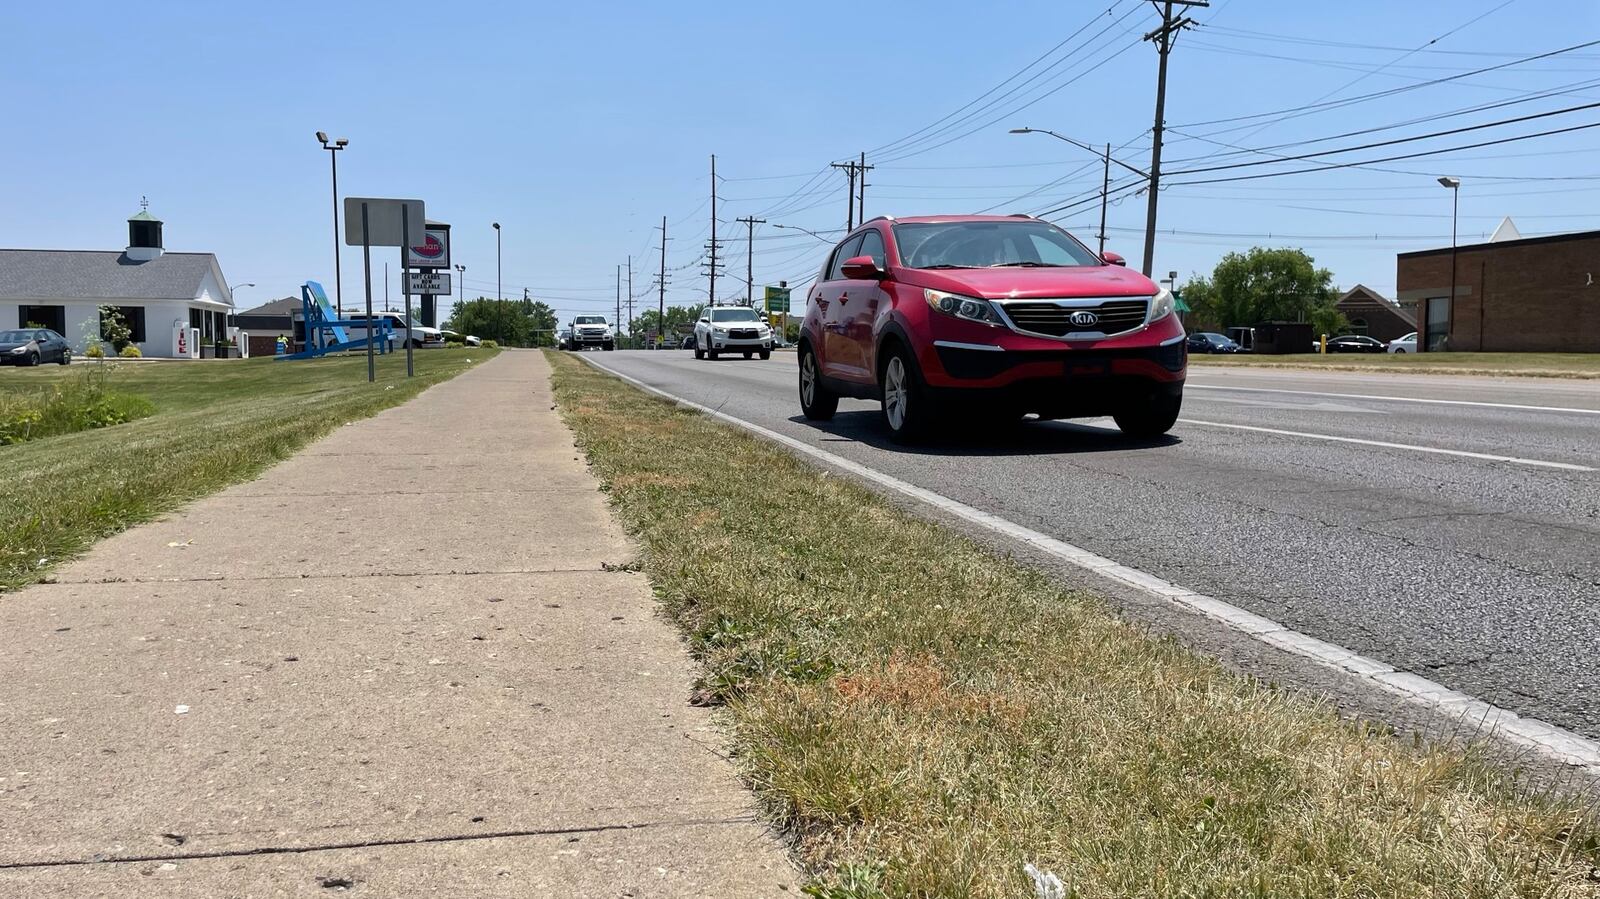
[707,334,773,350]
[924,337,1186,418]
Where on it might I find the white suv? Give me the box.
[694,305,773,360]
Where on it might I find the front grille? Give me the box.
[998,298,1149,338]
[729,328,759,339]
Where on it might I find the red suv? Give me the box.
[797,215,1186,442]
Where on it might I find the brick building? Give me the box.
[1395,228,1600,352]
[1334,284,1414,343]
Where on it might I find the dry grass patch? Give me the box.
[548,351,1599,898]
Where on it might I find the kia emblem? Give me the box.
[1069,310,1099,327]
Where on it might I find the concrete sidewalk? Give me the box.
[0,350,797,897]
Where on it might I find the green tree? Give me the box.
[630,305,702,345]
[444,298,560,347]
[1180,247,1341,333]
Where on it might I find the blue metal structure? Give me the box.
[276,280,393,360]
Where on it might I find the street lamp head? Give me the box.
[1008,127,1032,134]
[1438,176,1461,189]
[492,222,500,230]
[316,131,328,144]
[335,138,348,148]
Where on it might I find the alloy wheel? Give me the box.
[884,357,907,430]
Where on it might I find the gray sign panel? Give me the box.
[343,198,426,247]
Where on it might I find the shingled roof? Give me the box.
[0,249,227,303]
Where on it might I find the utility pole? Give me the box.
[856,152,873,223]
[657,215,668,349]
[831,160,858,230]
[1099,143,1111,257]
[615,264,621,329]
[736,216,765,308]
[626,255,634,344]
[704,154,724,306]
[1142,0,1207,277]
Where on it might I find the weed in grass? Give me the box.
[547,350,1600,899]
[0,368,153,445]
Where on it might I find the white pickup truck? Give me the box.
[568,315,615,351]
[345,312,446,349]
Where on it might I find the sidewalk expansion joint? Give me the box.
[51,566,640,585]
[0,816,762,870]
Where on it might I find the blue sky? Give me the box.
[5,0,1598,321]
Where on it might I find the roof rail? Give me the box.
[1007,213,1035,218]
[862,215,894,225]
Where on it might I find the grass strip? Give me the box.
[0,350,494,592]
[548,350,1599,899]
[1191,351,1600,379]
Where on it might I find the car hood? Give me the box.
[0,340,35,352]
[899,264,1159,300]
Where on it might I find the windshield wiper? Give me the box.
[919,264,977,269]
[987,261,1065,268]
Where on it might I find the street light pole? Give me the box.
[1437,176,1461,353]
[316,132,348,312]
[454,263,465,325]
[1010,128,1147,259]
[492,223,502,344]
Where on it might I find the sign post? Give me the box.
[765,283,792,344]
[344,198,426,382]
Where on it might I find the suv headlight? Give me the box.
[924,289,1001,326]
[1150,288,1175,323]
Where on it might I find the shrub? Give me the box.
[85,344,105,359]
[445,340,465,348]
[0,371,154,445]
[99,305,132,352]
[119,345,143,358]
[480,339,499,349]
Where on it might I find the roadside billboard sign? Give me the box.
[407,225,451,270]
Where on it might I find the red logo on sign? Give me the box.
[412,233,444,259]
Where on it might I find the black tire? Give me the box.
[693,343,704,360]
[1113,391,1182,438]
[59,352,71,365]
[878,343,934,443]
[742,350,753,359]
[798,343,837,420]
[759,349,771,360]
[1393,348,1406,354]
[707,347,719,359]
[604,342,615,351]
[26,351,40,367]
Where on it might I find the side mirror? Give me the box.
[1102,251,1126,266]
[840,255,886,280]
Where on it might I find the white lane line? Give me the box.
[578,355,1600,774]
[1187,383,1600,415]
[1178,418,1595,472]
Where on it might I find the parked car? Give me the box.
[1387,331,1417,354]
[1326,335,1386,354]
[1186,332,1243,354]
[568,315,615,351]
[344,313,446,349]
[0,328,71,366]
[439,329,481,347]
[694,305,774,360]
[681,334,695,350]
[797,214,1185,442]
[557,328,572,350]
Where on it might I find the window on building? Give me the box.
[20,305,66,333]
[1349,318,1368,336]
[101,306,147,343]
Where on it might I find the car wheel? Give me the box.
[1113,391,1182,438]
[742,350,753,359]
[759,349,771,360]
[1394,348,1407,354]
[798,343,838,420]
[693,342,704,360]
[879,343,933,443]
[604,342,614,351]
[59,351,71,365]
[26,351,40,367]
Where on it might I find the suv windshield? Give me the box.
[893,220,1101,269]
[709,307,759,322]
[574,316,607,325]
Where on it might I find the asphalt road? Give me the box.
[585,350,1600,741]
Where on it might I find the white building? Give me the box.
[0,203,234,359]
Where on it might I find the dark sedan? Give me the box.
[1325,335,1387,354]
[1186,332,1244,354]
[0,329,72,366]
